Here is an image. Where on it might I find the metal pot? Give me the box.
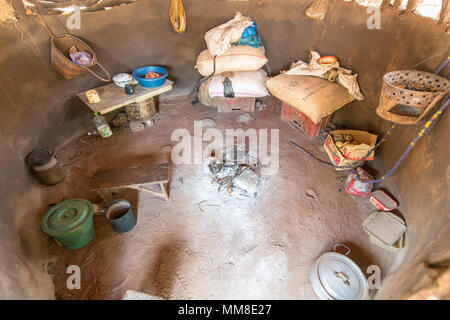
[310,244,369,300]
[28,148,65,185]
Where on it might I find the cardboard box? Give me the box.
[324,130,377,170]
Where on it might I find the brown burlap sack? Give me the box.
[266,74,354,123]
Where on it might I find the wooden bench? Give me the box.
[91,163,170,202]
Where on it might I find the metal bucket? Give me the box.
[105,199,136,233]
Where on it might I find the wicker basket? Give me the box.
[51,34,110,81]
[198,78,219,108]
[36,2,110,82]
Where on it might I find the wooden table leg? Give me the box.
[97,189,113,203]
[160,182,169,200]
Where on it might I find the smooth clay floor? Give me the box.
[40,97,397,300]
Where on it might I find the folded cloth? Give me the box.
[285,51,364,100]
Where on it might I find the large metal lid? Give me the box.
[312,245,369,300]
[41,199,93,237]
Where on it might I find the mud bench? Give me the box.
[91,163,170,202]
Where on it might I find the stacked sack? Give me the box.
[196,12,269,107]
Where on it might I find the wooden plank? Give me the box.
[77,80,173,115]
[91,163,170,190]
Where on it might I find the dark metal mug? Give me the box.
[125,84,135,95]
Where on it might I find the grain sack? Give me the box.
[208,69,269,98]
[196,45,268,77]
[204,12,253,57]
[266,74,354,123]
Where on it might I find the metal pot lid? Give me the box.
[41,199,93,237]
[314,246,369,300]
[28,148,54,166]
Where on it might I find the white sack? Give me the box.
[204,12,254,57]
[208,69,269,98]
[285,51,364,100]
[196,45,268,76]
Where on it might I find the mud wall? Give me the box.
[0,0,448,298]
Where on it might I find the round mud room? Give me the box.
[0,0,449,302]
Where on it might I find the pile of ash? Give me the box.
[203,144,260,197]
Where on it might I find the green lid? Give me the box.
[41,199,94,237]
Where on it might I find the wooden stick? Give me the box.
[439,0,449,24]
[405,0,418,15]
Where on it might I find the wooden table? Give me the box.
[77,80,173,115]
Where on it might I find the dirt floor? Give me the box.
[40,97,398,300]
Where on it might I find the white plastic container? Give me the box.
[363,211,406,252]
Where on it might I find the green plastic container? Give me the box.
[41,199,95,250]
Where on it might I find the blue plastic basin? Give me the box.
[132,66,168,88]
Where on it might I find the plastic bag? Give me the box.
[169,0,186,34]
[69,46,92,66]
[204,12,253,57]
[305,0,329,20]
[345,168,373,199]
[235,22,262,48]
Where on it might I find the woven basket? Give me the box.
[198,78,219,108]
[36,2,110,82]
[51,34,110,81]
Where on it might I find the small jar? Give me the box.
[28,148,65,185]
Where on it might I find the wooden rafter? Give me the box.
[439,0,450,24]
[404,0,419,15]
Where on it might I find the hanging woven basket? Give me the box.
[50,34,110,81]
[35,2,111,82]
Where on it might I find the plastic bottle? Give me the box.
[93,113,113,138]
